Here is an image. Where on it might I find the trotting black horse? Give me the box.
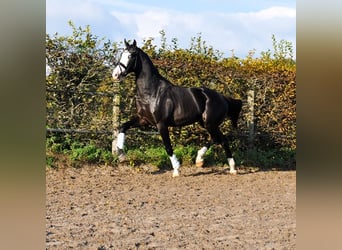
[112,39,242,177]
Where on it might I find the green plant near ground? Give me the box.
[46,137,117,168]
[126,146,170,168]
[46,135,295,170]
[46,155,57,169]
[70,144,116,166]
[203,145,227,167]
[125,145,221,169]
[124,144,295,170]
[236,147,295,170]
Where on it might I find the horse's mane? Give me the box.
[136,47,160,76]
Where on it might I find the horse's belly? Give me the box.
[173,109,201,126]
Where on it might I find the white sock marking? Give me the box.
[196,146,208,163]
[196,147,208,167]
[170,154,180,177]
[116,132,125,149]
[228,157,237,174]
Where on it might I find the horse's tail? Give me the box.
[225,97,242,128]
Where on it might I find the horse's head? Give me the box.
[112,39,138,81]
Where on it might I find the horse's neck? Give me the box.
[137,50,159,76]
[135,52,165,97]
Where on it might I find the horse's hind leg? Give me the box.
[207,126,237,175]
[196,146,208,167]
[194,120,208,167]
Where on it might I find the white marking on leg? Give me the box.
[196,146,208,167]
[170,154,180,177]
[116,132,125,150]
[228,157,237,175]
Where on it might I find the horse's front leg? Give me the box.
[157,123,180,177]
[113,116,141,159]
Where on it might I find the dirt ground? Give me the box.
[46,164,296,249]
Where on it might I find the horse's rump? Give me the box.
[157,85,240,130]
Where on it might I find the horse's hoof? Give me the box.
[195,160,204,168]
[118,153,126,163]
[229,169,237,175]
[172,170,180,177]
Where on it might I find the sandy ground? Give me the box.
[46,165,296,249]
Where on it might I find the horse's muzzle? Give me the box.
[112,72,121,81]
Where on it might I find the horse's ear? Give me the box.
[124,39,129,48]
[132,39,137,48]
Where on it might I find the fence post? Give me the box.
[247,90,255,147]
[112,82,120,155]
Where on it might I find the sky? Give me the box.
[46,0,296,58]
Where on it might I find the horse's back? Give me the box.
[167,86,229,127]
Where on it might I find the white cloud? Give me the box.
[46,0,124,40]
[47,0,105,21]
[46,0,296,58]
[109,6,296,57]
[237,6,296,20]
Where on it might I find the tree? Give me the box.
[46,21,119,147]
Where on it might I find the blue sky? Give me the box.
[46,0,296,58]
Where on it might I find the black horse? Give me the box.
[112,39,242,177]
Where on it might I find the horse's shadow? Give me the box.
[150,164,261,177]
[150,167,171,175]
[186,168,226,177]
[186,167,260,177]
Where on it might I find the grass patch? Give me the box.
[46,136,295,170]
[46,137,117,168]
[236,147,296,170]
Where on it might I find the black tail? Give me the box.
[225,97,242,128]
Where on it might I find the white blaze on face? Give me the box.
[112,50,131,80]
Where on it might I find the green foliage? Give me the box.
[237,147,296,170]
[46,137,116,168]
[203,145,227,167]
[126,147,169,168]
[124,145,294,170]
[126,145,210,168]
[46,21,119,148]
[46,155,57,169]
[46,23,296,170]
[70,142,101,163]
